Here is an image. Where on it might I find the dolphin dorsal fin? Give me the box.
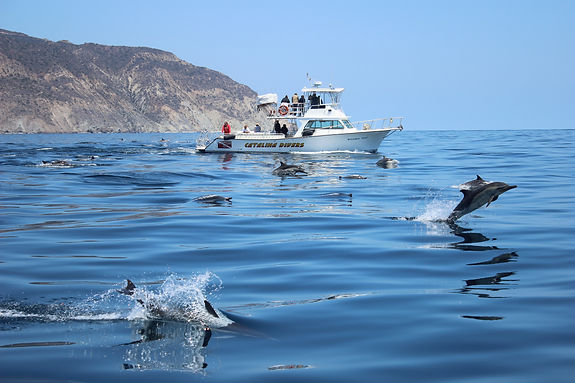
[460,189,473,196]
[204,300,219,318]
[280,161,286,167]
[117,279,137,296]
[126,279,136,291]
[476,175,484,181]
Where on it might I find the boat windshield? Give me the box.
[304,120,344,129]
[342,120,354,129]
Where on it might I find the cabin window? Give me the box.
[342,120,354,129]
[304,120,344,129]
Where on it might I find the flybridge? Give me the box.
[258,82,345,119]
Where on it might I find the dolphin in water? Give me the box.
[272,161,307,177]
[448,175,517,222]
[117,279,221,349]
[339,175,367,180]
[117,279,224,323]
[117,279,263,340]
[376,156,399,169]
[41,160,74,168]
[193,195,232,204]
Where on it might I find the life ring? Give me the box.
[278,105,289,116]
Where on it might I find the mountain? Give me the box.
[0,29,265,133]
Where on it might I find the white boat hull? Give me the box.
[197,129,398,154]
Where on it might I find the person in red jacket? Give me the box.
[222,121,231,134]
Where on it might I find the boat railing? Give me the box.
[266,101,341,118]
[196,129,220,150]
[235,132,285,139]
[352,117,404,131]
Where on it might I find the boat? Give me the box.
[196,80,403,153]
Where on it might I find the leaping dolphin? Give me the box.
[448,175,517,222]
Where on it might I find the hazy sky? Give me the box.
[1,0,573,130]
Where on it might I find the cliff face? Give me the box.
[0,29,264,133]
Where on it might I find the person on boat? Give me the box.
[254,124,262,132]
[292,93,299,104]
[281,124,289,136]
[309,92,319,107]
[298,94,305,104]
[242,124,250,133]
[274,120,281,133]
[281,95,290,103]
[222,121,231,134]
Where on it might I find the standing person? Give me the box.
[222,121,231,134]
[254,124,262,132]
[242,124,250,133]
[298,94,306,115]
[281,124,288,136]
[274,120,281,133]
[292,93,300,115]
[281,95,290,103]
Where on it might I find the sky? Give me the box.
[1,0,573,130]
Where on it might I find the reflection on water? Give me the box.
[0,304,214,374]
[468,252,518,265]
[122,320,211,372]
[448,222,499,252]
[460,272,517,299]
[461,315,504,321]
[444,222,520,303]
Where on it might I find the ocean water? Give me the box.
[1,130,574,382]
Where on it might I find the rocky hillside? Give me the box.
[0,29,265,133]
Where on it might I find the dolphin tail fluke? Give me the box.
[204,300,219,318]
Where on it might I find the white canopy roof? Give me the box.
[257,93,278,105]
[301,87,344,94]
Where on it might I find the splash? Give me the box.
[0,272,232,328]
[415,199,456,222]
[124,272,233,328]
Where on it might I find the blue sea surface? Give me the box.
[1,130,574,382]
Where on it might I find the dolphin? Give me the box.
[117,279,218,349]
[272,161,307,177]
[339,175,367,180]
[41,160,74,168]
[117,280,264,339]
[117,279,224,322]
[193,195,232,204]
[376,156,399,169]
[448,176,517,222]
